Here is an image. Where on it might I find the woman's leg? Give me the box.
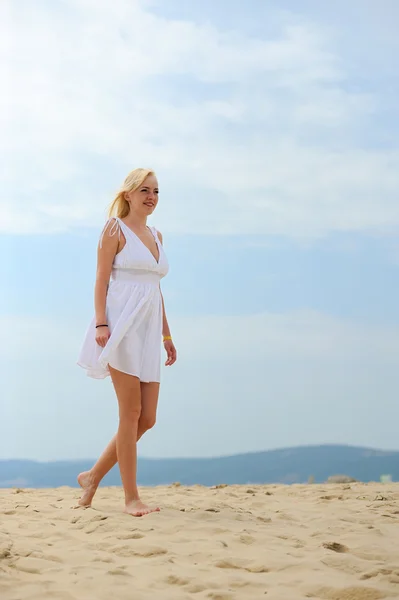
[137,381,160,439]
[110,366,144,512]
[78,380,160,509]
[77,435,118,506]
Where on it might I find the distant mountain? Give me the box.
[1,445,398,488]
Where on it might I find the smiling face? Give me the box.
[125,174,159,216]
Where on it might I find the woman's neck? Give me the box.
[123,210,148,231]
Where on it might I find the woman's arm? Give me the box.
[157,230,171,337]
[160,291,171,339]
[157,230,177,365]
[94,219,122,346]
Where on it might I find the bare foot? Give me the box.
[124,500,160,517]
[77,471,98,507]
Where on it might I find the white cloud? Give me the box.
[1,0,398,237]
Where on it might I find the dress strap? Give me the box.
[150,226,160,243]
[99,217,121,249]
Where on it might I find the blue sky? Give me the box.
[1,0,399,461]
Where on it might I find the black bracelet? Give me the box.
[95,324,108,328]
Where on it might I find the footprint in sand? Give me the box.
[110,544,168,558]
[361,567,399,584]
[14,556,63,574]
[85,524,107,534]
[307,586,387,600]
[32,552,64,564]
[239,533,256,545]
[165,574,191,586]
[107,568,131,576]
[321,554,364,575]
[0,544,12,559]
[322,542,349,553]
[229,579,265,591]
[92,555,115,564]
[186,583,209,593]
[116,532,145,540]
[215,559,269,573]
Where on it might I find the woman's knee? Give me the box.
[139,413,156,432]
[119,407,141,426]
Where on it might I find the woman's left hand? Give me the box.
[164,339,177,366]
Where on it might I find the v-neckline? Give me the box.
[118,218,160,264]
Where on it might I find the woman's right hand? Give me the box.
[95,325,110,347]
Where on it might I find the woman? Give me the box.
[77,168,177,517]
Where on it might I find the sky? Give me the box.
[1,0,399,461]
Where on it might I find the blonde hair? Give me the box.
[107,168,156,218]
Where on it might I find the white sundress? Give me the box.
[77,217,169,382]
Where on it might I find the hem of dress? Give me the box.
[109,360,161,384]
[77,360,160,384]
[76,360,110,379]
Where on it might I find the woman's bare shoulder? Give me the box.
[99,217,121,249]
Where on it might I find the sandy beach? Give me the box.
[1,482,399,600]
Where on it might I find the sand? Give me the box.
[1,482,399,600]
